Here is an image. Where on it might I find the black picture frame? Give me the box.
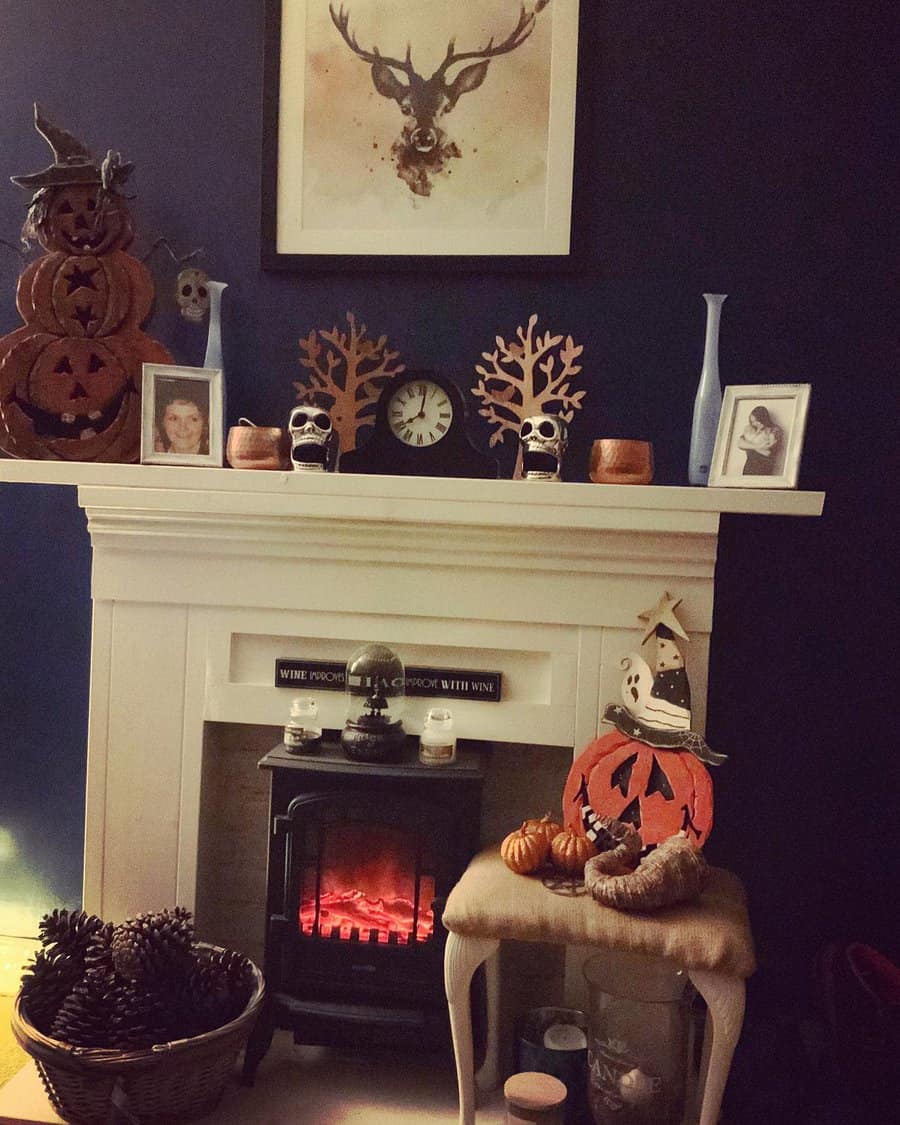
[260,0,587,273]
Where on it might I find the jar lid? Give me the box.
[290,696,318,718]
[424,707,453,730]
[503,1071,567,1110]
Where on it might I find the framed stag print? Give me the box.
[262,0,581,269]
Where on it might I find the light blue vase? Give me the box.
[203,280,227,371]
[688,293,726,485]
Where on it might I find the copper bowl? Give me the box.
[226,426,288,470]
[589,439,654,485]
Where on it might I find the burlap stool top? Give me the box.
[442,846,755,1125]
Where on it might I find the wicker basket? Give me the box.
[11,945,265,1124]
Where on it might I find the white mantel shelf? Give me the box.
[0,459,825,526]
[1,457,823,921]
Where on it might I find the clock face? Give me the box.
[387,378,454,447]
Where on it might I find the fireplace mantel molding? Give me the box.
[0,461,824,920]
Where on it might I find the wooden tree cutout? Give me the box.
[471,313,585,477]
[294,312,405,454]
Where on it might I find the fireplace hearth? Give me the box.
[242,738,485,1082]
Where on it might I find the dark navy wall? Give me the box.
[0,0,893,1050]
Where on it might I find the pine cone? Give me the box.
[19,909,110,1033]
[186,948,255,1034]
[111,907,194,983]
[39,909,106,959]
[50,963,119,1048]
[109,978,181,1050]
[18,950,78,1035]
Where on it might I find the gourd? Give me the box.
[523,813,563,849]
[549,828,596,875]
[501,823,550,874]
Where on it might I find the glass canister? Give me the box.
[583,951,691,1125]
[340,642,406,762]
[517,1007,591,1125]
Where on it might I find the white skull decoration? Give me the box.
[176,268,210,323]
[519,414,568,481]
[288,404,333,471]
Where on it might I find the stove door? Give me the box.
[269,792,457,1004]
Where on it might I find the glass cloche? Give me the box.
[340,643,406,762]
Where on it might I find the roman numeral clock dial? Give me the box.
[338,370,499,479]
[388,380,452,447]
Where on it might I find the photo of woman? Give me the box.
[140,364,223,467]
[708,384,810,489]
[153,378,210,456]
[737,405,782,475]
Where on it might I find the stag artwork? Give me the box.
[329,1,550,197]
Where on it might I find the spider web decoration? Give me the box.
[294,311,405,454]
[471,313,585,477]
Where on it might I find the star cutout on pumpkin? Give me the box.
[64,264,99,295]
[637,591,689,645]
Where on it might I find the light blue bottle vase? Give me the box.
[688,293,726,485]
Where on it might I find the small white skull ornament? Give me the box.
[289,404,333,472]
[519,414,568,481]
[176,268,210,323]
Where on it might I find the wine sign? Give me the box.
[275,659,501,702]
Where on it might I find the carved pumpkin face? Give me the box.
[0,329,154,461]
[27,337,127,418]
[563,730,714,848]
[36,185,134,255]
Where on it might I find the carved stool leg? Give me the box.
[687,969,745,1125]
[474,943,501,1091]
[445,932,501,1125]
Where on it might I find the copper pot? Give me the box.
[226,425,288,470]
[589,439,654,485]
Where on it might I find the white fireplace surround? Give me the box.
[0,463,823,925]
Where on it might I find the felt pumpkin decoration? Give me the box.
[523,813,563,848]
[563,730,713,849]
[501,823,550,875]
[549,828,596,875]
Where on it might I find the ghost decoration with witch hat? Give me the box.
[563,593,726,850]
[0,104,172,461]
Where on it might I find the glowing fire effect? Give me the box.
[298,823,435,945]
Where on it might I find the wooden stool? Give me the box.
[442,847,756,1125]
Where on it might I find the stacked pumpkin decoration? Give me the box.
[0,104,172,461]
[501,812,597,877]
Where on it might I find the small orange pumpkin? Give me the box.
[550,828,596,875]
[501,822,550,875]
[523,812,563,848]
